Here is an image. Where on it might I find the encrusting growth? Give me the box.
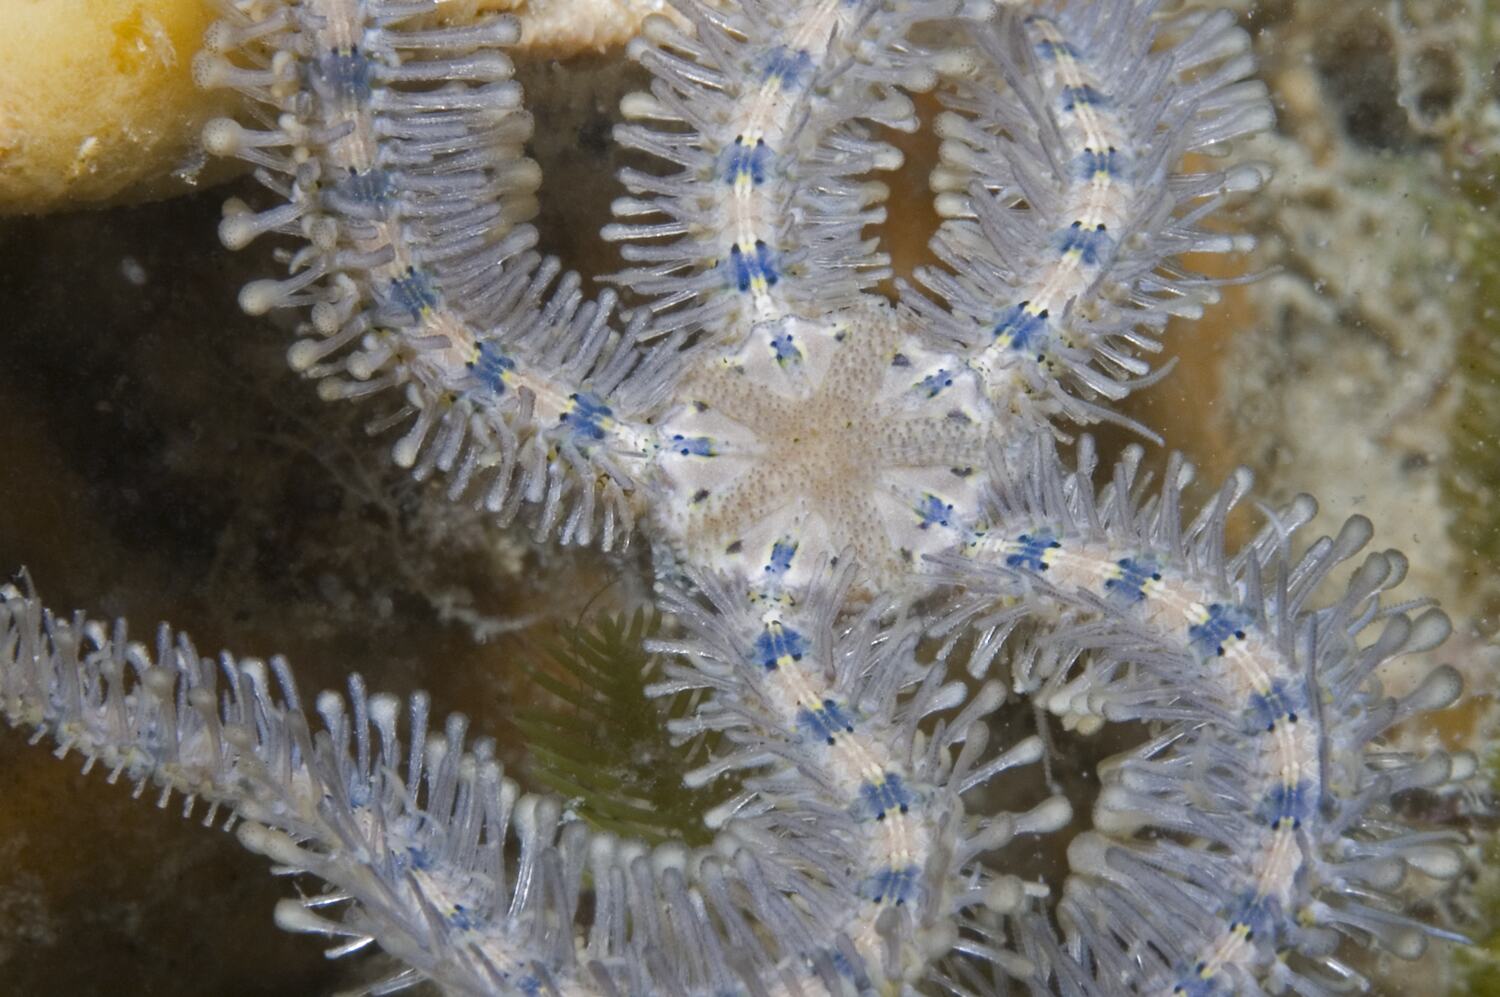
[0,0,1478,994]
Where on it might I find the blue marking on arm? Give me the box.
[766,539,797,576]
[916,494,954,530]
[389,266,440,319]
[447,902,485,932]
[755,241,780,287]
[723,136,772,185]
[1034,38,1080,61]
[1057,221,1113,266]
[861,864,921,905]
[335,167,394,206]
[993,302,1050,352]
[728,240,780,294]
[313,46,373,102]
[1074,146,1128,181]
[560,392,614,442]
[754,621,807,671]
[1227,892,1282,942]
[670,434,716,457]
[918,368,955,398]
[761,46,814,87]
[1258,780,1312,830]
[730,244,752,292]
[1245,679,1305,733]
[857,773,914,821]
[797,698,855,745]
[770,328,801,367]
[468,342,515,395]
[1187,603,1252,658]
[1060,84,1108,111]
[1006,532,1062,573]
[1103,556,1160,605]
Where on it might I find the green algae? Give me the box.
[517,609,730,847]
[1444,160,1500,641]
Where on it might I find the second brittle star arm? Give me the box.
[934,435,1468,993]
[198,0,674,548]
[904,2,1273,431]
[605,0,954,345]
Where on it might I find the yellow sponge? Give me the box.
[0,0,240,214]
[0,0,674,215]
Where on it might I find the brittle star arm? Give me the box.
[0,560,1073,996]
[931,435,1470,993]
[197,0,674,549]
[0,583,933,997]
[604,0,953,343]
[902,2,1274,430]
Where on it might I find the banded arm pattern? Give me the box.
[199,0,677,549]
[941,436,1468,995]
[605,0,952,341]
[905,4,1273,429]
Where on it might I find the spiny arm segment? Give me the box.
[0,565,1064,996]
[936,435,1468,994]
[905,1,1274,430]
[650,563,1069,991]
[0,582,917,997]
[198,0,676,549]
[0,583,581,996]
[606,0,958,343]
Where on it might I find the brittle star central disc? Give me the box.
[654,301,993,591]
